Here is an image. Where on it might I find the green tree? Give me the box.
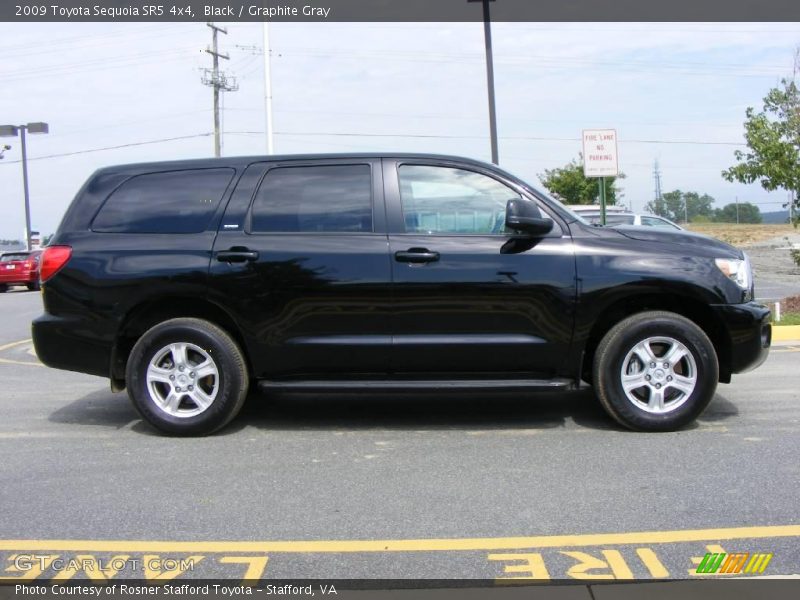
[646,190,715,223]
[713,202,763,224]
[538,155,624,205]
[722,51,800,225]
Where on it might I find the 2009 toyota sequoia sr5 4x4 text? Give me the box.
[32,154,771,435]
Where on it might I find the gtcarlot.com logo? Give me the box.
[695,552,773,575]
[12,554,197,574]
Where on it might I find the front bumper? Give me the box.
[711,301,771,376]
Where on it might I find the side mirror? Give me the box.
[505,199,554,235]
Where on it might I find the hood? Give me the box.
[611,226,742,259]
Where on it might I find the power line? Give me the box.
[276,47,791,78]
[0,134,212,165]
[227,130,747,146]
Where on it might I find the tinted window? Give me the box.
[642,216,681,230]
[250,165,372,233]
[93,168,234,234]
[605,214,636,225]
[0,253,29,262]
[399,165,520,234]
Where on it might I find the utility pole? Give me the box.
[653,159,663,214]
[469,0,498,165]
[735,195,740,224]
[0,122,49,252]
[263,22,274,154]
[202,23,238,157]
[236,34,275,154]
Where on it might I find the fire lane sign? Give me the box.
[582,129,619,177]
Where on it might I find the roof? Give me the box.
[93,153,500,176]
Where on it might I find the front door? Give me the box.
[384,159,576,378]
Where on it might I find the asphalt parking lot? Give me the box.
[1,289,798,582]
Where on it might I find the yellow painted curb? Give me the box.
[773,325,800,342]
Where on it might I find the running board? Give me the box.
[258,379,574,392]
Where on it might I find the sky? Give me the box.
[0,21,799,239]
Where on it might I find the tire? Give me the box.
[126,318,249,436]
[27,281,40,291]
[592,311,718,431]
[0,284,7,293]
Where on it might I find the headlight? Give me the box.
[715,255,752,290]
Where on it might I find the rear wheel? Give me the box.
[27,281,40,291]
[593,311,718,431]
[126,318,249,435]
[0,285,7,293]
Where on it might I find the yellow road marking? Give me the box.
[0,358,43,367]
[1,524,799,553]
[636,548,670,578]
[0,338,42,367]
[0,339,32,352]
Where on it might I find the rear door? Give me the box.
[208,159,392,380]
[384,158,576,378]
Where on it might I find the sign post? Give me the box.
[582,129,619,225]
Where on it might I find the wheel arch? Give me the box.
[111,296,251,390]
[580,293,731,385]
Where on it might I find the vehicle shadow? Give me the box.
[49,386,740,435]
[698,392,740,422]
[234,387,617,433]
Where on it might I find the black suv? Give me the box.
[32,154,771,435]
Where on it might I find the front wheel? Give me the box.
[593,311,719,431]
[126,318,249,435]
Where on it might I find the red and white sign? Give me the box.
[582,129,619,177]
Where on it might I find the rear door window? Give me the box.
[92,168,235,233]
[249,164,372,233]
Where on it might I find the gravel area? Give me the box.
[742,230,800,302]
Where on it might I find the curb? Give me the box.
[772,325,800,342]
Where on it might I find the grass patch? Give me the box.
[774,312,800,326]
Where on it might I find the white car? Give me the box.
[566,206,684,230]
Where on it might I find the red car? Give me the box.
[0,250,42,292]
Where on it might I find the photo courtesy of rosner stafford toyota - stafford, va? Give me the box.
[0,1,799,599]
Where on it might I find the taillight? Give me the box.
[40,246,72,283]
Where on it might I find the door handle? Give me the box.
[216,249,259,263]
[394,248,440,264]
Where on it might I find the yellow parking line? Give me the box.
[0,338,42,367]
[0,358,43,367]
[1,524,799,554]
[0,338,31,352]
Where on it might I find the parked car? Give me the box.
[32,154,770,435]
[0,250,42,292]
[567,205,684,230]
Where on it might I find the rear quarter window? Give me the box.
[92,168,235,234]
